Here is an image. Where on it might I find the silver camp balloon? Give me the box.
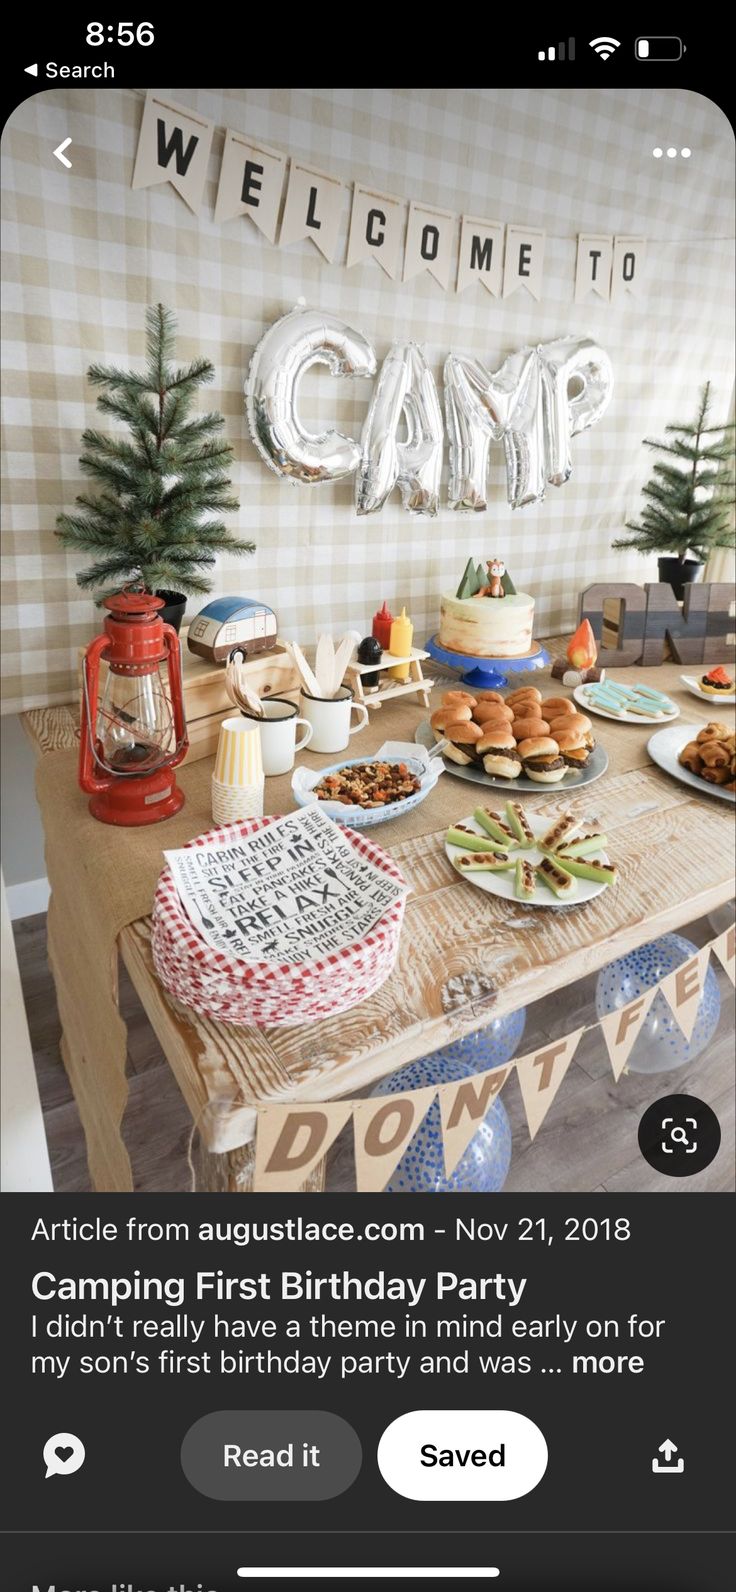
[356,343,443,516]
[245,306,377,484]
[540,337,614,487]
[445,337,613,511]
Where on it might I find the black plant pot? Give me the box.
[156,589,187,632]
[657,558,704,603]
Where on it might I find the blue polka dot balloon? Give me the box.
[370,1046,515,1194]
[595,932,721,1074]
[423,1007,526,1078]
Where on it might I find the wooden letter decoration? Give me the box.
[580,582,735,667]
[579,584,647,667]
[640,582,735,666]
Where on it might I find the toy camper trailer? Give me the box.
[187,597,278,665]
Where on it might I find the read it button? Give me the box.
[378,1410,547,1501]
[181,1410,361,1501]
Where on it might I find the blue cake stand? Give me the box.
[425,634,550,690]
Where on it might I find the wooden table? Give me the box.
[24,642,735,1192]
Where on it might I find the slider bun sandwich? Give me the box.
[516,735,567,783]
[476,727,522,779]
[442,718,485,766]
[542,697,575,717]
[507,686,542,706]
[548,712,594,749]
[442,690,477,711]
[512,715,550,740]
[554,726,592,768]
[431,704,472,732]
[473,690,506,705]
[473,700,515,724]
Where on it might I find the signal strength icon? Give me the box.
[537,38,575,60]
[589,36,621,59]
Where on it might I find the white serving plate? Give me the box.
[445,813,613,910]
[647,724,736,804]
[416,720,608,795]
[574,683,678,725]
[680,673,736,706]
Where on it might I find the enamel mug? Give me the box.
[300,685,369,754]
[241,696,313,776]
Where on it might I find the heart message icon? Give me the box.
[43,1432,86,1477]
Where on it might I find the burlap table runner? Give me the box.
[35,661,714,1188]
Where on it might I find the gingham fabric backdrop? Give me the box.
[2,85,734,712]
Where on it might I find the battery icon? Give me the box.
[636,36,684,60]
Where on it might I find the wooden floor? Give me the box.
[12,907,735,1195]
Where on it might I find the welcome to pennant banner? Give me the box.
[251,927,730,1191]
[133,91,648,298]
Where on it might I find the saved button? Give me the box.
[377,1409,547,1500]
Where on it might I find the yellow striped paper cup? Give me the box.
[211,774,264,825]
[214,716,264,786]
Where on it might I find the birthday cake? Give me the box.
[439,558,535,659]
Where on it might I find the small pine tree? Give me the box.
[56,303,254,599]
[613,383,735,565]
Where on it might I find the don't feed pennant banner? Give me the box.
[250,924,733,1191]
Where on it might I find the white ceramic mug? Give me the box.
[300,684,369,754]
[241,697,313,776]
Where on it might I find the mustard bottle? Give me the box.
[388,606,413,681]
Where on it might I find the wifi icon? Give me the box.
[589,35,621,59]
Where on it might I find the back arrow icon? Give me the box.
[53,138,72,169]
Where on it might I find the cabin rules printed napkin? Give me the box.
[163,805,407,965]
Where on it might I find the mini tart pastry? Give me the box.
[473,807,519,846]
[538,813,582,852]
[512,715,550,740]
[556,853,617,885]
[699,666,733,696]
[453,850,515,873]
[446,824,504,852]
[536,856,576,897]
[431,704,472,732]
[514,858,536,899]
[517,736,567,784]
[504,801,535,847]
[442,690,477,710]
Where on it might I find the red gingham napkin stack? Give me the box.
[151,815,407,1026]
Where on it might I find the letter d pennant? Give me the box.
[254,1102,352,1192]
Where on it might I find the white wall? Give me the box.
[0,716,49,917]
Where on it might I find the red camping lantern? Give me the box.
[79,591,188,825]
